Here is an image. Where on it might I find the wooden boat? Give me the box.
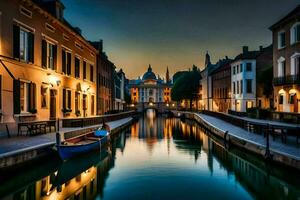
[56,126,110,160]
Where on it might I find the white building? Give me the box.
[231,56,256,112]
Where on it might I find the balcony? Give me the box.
[273,74,300,86]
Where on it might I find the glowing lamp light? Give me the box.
[166,103,169,107]
[130,104,135,107]
[172,103,175,107]
[47,73,60,87]
[149,102,153,106]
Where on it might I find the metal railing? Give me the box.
[61,111,137,128]
[273,74,300,86]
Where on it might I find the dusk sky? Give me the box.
[62,0,299,79]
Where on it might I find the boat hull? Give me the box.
[57,136,108,160]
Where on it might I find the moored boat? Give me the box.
[56,125,110,160]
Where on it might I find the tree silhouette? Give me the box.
[171,65,201,109]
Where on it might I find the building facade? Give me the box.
[230,46,272,112]
[113,69,125,111]
[91,40,114,115]
[270,5,300,113]
[129,65,172,110]
[0,0,97,132]
[211,61,232,113]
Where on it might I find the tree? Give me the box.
[171,65,201,110]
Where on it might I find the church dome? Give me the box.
[142,65,156,80]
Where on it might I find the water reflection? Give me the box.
[1,112,300,200]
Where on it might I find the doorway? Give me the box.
[50,89,57,119]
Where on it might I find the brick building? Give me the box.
[270,5,300,113]
[91,40,114,115]
[211,60,232,113]
[0,0,97,132]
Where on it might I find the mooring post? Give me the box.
[56,132,61,145]
[6,124,10,138]
[57,118,60,132]
[265,124,271,159]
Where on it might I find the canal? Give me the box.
[1,109,300,200]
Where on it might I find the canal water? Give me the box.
[1,109,300,200]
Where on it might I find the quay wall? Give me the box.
[0,113,135,170]
[173,111,300,170]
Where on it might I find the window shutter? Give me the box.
[28,82,36,111]
[63,89,66,109]
[28,32,34,63]
[13,79,21,114]
[53,45,57,70]
[42,40,47,68]
[62,50,66,73]
[67,53,71,75]
[68,91,71,109]
[13,25,20,59]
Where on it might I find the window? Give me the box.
[237,81,239,94]
[20,82,27,112]
[278,59,285,77]
[75,92,80,113]
[19,81,36,113]
[278,31,286,49]
[291,54,300,76]
[240,80,243,94]
[246,101,253,109]
[240,64,243,72]
[41,86,48,108]
[289,94,295,104]
[279,94,284,104]
[42,40,57,70]
[63,89,71,109]
[83,61,87,79]
[83,94,87,115]
[291,23,300,44]
[246,79,252,93]
[236,65,239,74]
[233,66,236,75]
[233,82,236,94]
[246,63,252,71]
[90,64,94,82]
[62,49,71,75]
[20,6,32,18]
[75,57,80,78]
[14,25,34,63]
[45,23,55,32]
[91,95,95,115]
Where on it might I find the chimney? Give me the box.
[74,27,82,35]
[242,46,248,54]
[259,45,263,52]
[225,56,228,60]
[42,0,65,21]
[98,39,103,52]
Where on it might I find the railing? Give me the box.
[200,110,300,145]
[61,111,137,128]
[273,74,300,86]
